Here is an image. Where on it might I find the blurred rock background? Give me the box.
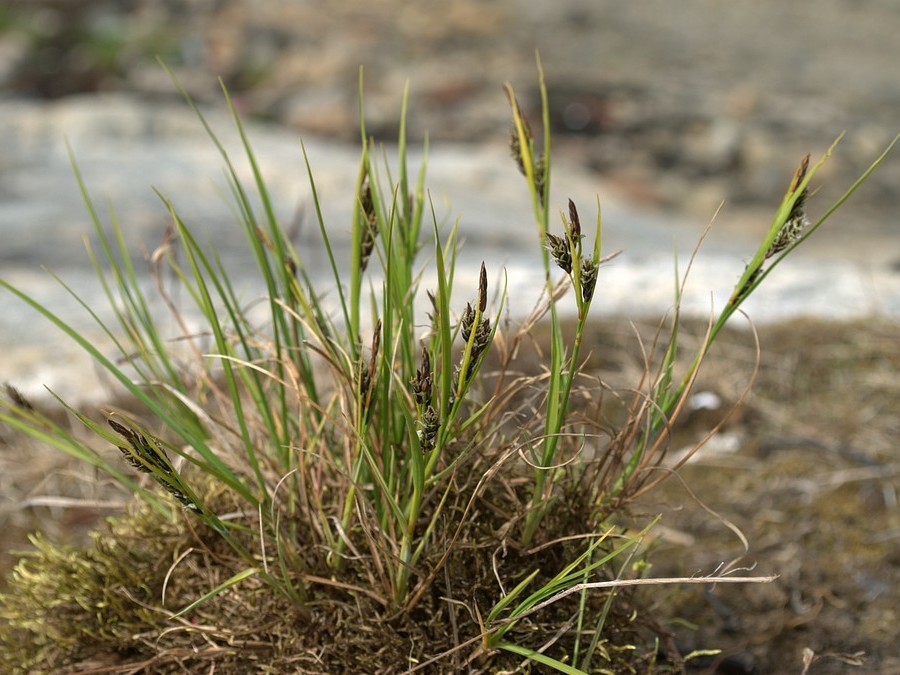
[1,0,899,401]
[3,0,899,224]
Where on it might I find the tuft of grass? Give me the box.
[1,56,895,672]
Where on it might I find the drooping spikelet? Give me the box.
[108,419,197,511]
[358,179,379,272]
[767,154,811,258]
[546,232,572,274]
[410,346,433,408]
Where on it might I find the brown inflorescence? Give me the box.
[767,154,811,258]
[410,346,433,408]
[580,258,598,303]
[545,232,572,274]
[417,405,439,452]
[358,179,379,272]
[108,419,197,511]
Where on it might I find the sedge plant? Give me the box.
[1,59,895,672]
[506,60,898,543]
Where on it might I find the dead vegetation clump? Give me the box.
[0,433,667,673]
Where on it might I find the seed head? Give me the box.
[505,89,535,175]
[285,255,298,278]
[411,346,433,407]
[459,301,491,378]
[788,154,810,194]
[767,154,811,258]
[4,384,34,411]
[418,405,440,452]
[767,211,809,258]
[109,419,172,476]
[109,419,198,511]
[509,128,526,177]
[580,258,598,303]
[426,290,438,325]
[546,232,572,274]
[505,85,546,207]
[732,264,764,306]
[359,180,379,271]
[358,321,381,409]
[568,199,582,239]
[533,155,547,207]
[472,315,491,361]
[478,262,488,313]
[460,302,475,343]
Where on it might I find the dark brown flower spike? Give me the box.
[767,154,811,258]
[546,232,572,274]
[109,419,172,476]
[109,419,197,510]
[4,384,34,411]
[504,87,535,163]
[358,320,381,412]
[285,255,298,279]
[509,129,526,177]
[418,405,440,452]
[568,199,582,240]
[460,303,476,344]
[580,258,598,303]
[458,263,492,381]
[359,179,379,271]
[411,345,433,407]
[461,311,491,366]
[478,262,488,313]
[505,84,547,206]
[789,154,810,194]
[533,156,547,207]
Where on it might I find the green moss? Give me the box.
[0,504,180,672]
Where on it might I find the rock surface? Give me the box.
[1,94,898,403]
[3,0,900,217]
[2,1,900,401]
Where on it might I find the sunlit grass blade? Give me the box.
[497,643,586,675]
[170,566,260,619]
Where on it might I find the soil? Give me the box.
[626,319,900,674]
[522,316,900,674]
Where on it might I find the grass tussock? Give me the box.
[0,58,895,673]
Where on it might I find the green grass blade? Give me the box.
[497,643,586,675]
[171,567,260,619]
